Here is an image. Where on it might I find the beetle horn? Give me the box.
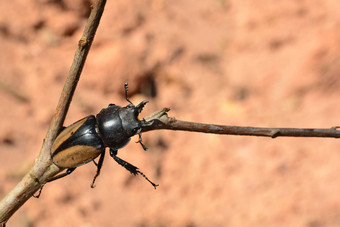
[135,100,148,114]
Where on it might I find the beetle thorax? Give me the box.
[96,104,141,150]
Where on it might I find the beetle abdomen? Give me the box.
[52,116,104,168]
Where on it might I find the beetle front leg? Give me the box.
[136,132,148,151]
[109,148,158,189]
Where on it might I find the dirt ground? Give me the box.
[1,0,340,226]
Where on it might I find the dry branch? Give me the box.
[0,1,339,226]
[0,0,107,225]
[142,108,340,138]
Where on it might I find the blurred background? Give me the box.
[1,0,340,226]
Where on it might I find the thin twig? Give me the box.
[142,108,340,138]
[0,0,106,225]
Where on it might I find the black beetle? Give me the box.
[34,83,157,198]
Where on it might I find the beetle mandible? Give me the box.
[35,83,158,198]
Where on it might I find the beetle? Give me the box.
[34,83,157,198]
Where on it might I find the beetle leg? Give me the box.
[33,168,76,198]
[47,168,76,183]
[136,132,148,151]
[109,148,158,189]
[33,184,46,198]
[91,151,105,188]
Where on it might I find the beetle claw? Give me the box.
[33,184,46,199]
[135,101,148,114]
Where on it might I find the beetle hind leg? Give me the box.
[109,149,158,189]
[33,168,76,198]
[47,167,76,183]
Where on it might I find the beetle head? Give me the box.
[120,100,148,137]
[96,101,148,150]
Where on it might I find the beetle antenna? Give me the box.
[124,83,133,105]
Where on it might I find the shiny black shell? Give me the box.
[96,104,142,150]
[51,102,144,168]
[51,116,104,168]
